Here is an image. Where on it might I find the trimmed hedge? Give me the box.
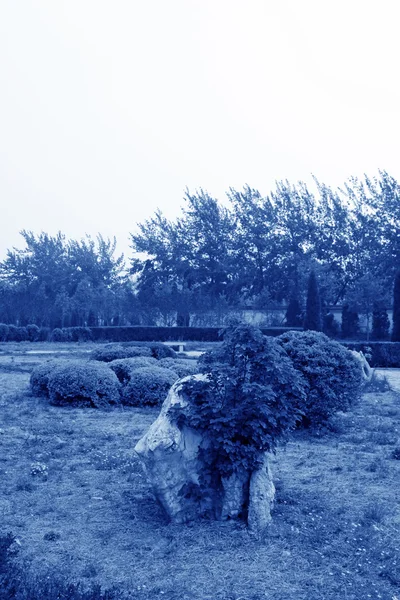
[158,357,199,378]
[90,344,152,363]
[108,357,158,383]
[277,330,363,428]
[88,326,303,343]
[341,342,400,368]
[122,366,178,406]
[30,360,66,397]
[47,361,121,408]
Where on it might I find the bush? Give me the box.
[372,302,390,340]
[159,357,199,377]
[7,325,29,342]
[48,361,121,408]
[26,324,40,342]
[170,325,306,486]
[90,344,152,362]
[0,324,9,342]
[341,304,360,338]
[64,327,93,342]
[50,328,68,342]
[277,330,363,428]
[38,327,51,341]
[122,366,178,406]
[108,356,158,383]
[30,360,65,397]
[323,312,339,337]
[392,271,400,341]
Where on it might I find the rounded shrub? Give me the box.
[0,323,9,342]
[108,356,158,384]
[122,366,178,406]
[50,328,68,342]
[159,357,199,378]
[48,361,121,408]
[26,324,40,342]
[7,325,29,342]
[30,360,66,397]
[277,330,363,428]
[90,344,152,363]
[123,342,177,359]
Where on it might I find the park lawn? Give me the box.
[0,350,399,600]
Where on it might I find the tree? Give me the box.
[392,271,400,342]
[372,300,390,340]
[285,292,303,327]
[304,271,322,331]
[341,304,359,338]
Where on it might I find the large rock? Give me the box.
[134,375,275,532]
[350,350,373,382]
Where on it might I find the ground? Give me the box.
[0,342,399,600]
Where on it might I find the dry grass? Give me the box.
[0,347,400,600]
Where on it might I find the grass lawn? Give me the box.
[0,346,399,599]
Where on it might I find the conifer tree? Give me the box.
[392,271,400,341]
[304,271,322,331]
[372,301,390,340]
[285,293,302,327]
[341,304,359,338]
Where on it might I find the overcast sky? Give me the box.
[1,0,399,262]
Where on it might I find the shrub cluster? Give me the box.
[0,323,51,342]
[50,327,93,342]
[90,344,152,363]
[171,326,307,487]
[277,330,363,427]
[30,360,120,408]
[108,357,158,383]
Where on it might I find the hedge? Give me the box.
[341,342,400,368]
[88,326,303,343]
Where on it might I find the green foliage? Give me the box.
[0,323,9,342]
[6,325,28,342]
[122,366,178,406]
[371,301,390,340]
[304,271,322,331]
[342,342,400,367]
[90,344,152,362]
[392,271,400,341]
[26,324,40,341]
[47,361,121,408]
[108,357,158,383]
[322,312,339,337]
[50,328,68,342]
[158,357,199,377]
[341,303,360,338]
[285,295,303,327]
[170,326,306,491]
[277,330,363,427]
[30,360,65,397]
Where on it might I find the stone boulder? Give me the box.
[350,350,373,382]
[134,375,275,533]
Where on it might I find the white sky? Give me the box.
[1,0,399,262]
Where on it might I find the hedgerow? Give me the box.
[90,344,152,363]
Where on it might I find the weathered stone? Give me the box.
[134,374,275,533]
[350,350,373,382]
[247,455,275,533]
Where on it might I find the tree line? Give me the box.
[0,170,399,337]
